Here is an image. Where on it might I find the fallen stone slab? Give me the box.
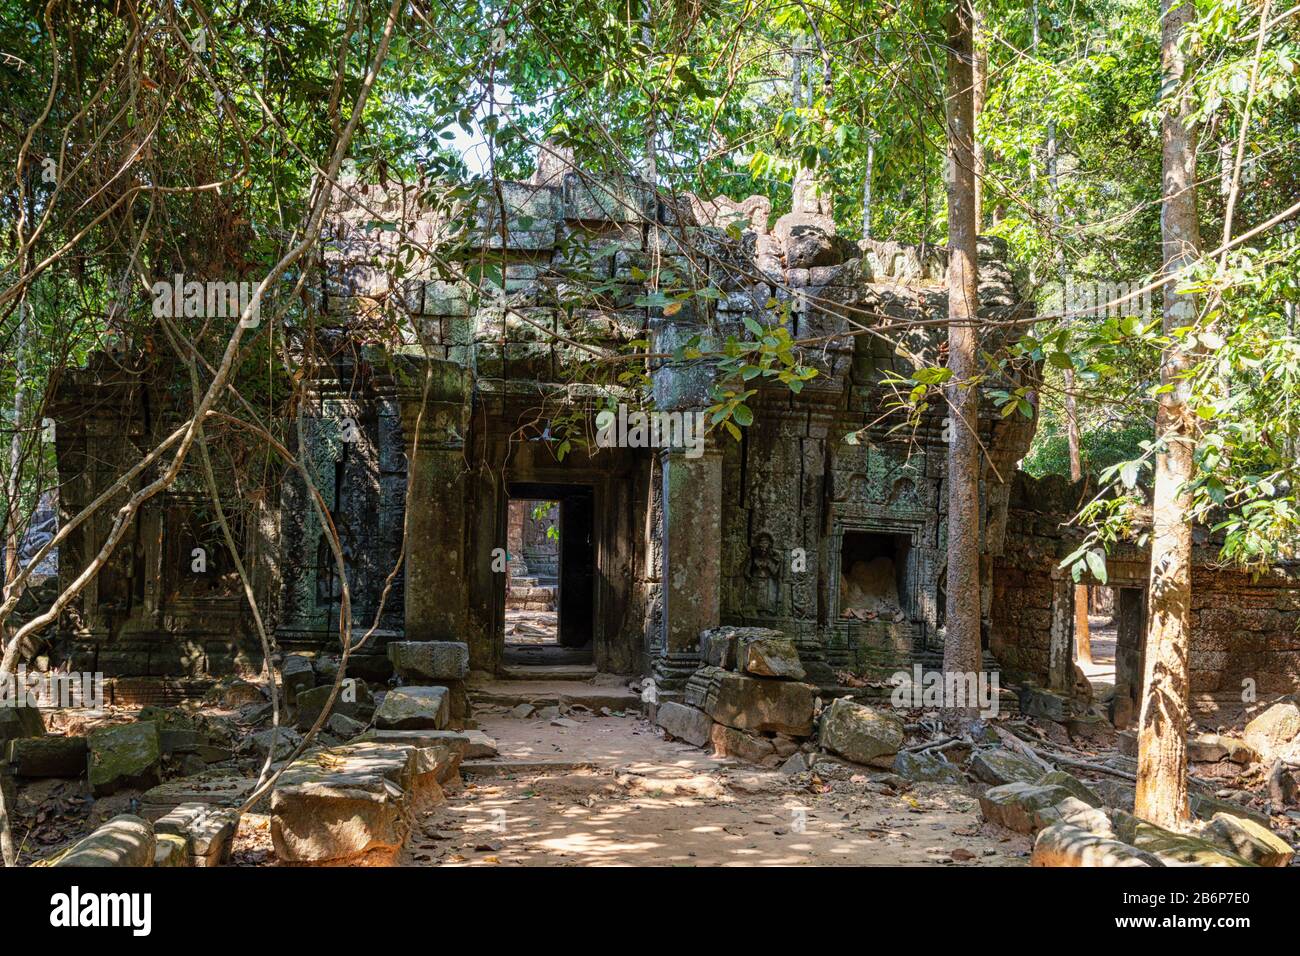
[239,726,303,761]
[1202,812,1295,867]
[154,832,189,867]
[1032,822,1164,867]
[970,748,1045,786]
[819,698,905,768]
[327,713,369,739]
[717,723,774,764]
[1191,792,1270,828]
[686,666,816,736]
[1112,811,1254,867]
[358,726,490,766]
[43,814,156,867]
[1016,686,1076,722]
[155,802,241,867]
[6,735,87,778]
[894,749,966,785]
[270,741,456,865]
[1188,733,1258,765]
[1244,697,1300,763]
[0,704,44,746]
[141,771,262,820]
[1035,769,1103,807]
[374,685,449,730]
[979,783,1110,835]
[655,701,713,747]
[387,641,469,681]
[736,634,805,681]
[87,722,162,796]
[295,682,375,730]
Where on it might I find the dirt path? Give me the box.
[407,708,1030,866]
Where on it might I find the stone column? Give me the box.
[1047,573,1075,692]
[649,306,720,692]
[393,352,471,643]
[655,443,722,689]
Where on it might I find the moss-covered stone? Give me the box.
[87,722,162,796]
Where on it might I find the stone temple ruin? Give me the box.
[5,149,1297,871]
[27,159,1300,828]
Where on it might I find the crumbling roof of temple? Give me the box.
[316,164,1035,402]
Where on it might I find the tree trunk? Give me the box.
[1136,0,1201,831]
[942,0,983,695]
[971,1,987,231]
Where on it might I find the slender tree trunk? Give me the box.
[971,1,987,231]
[943,0,983,697]
[1136,0,1201,831]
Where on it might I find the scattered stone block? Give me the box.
[894,749,966,785]
[1190,792,1270,828]
[508,703,535,719]
[87,722,162,796]
[1035,769,1103,807]
[970,748,1045,786]
[154,832,189,867]
[1032,822,1164,867]
[1243,697,1300,763]
[295,681,375,730]
[6,735,87,778]
[327,713,368,739]
[270,741,454,865]
[240,727,303,761]
[281,655,317,705]
[1112,811,1254,867]
[736,634,805,681]
[47,814,156,867]
[155,802,241,867]
[979,783,1110,835]
[209,677,267,708]
[699,628,739,669]
[0,705,44,746]
[358,727,493,763]
[386,641,470,681]
[1202,812,1295,867]
[140,771,261,819]
[710,723,777,765]
[780,752,813,775]
[685,666,816,736]
[655,701,712,747]
[373,686,449,730]
[1188,734,1257,765]
[818,698,905,768]
[1016,686,1074,722]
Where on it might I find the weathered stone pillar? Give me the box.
[655,443,722,688]
[649,305,720,691]
[1047,573,1075,692]
[393,352,471,643]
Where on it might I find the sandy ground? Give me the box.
[1078,615,1117,687]
[405,708,1031,867]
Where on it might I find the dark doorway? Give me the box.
[503,483,595,666]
